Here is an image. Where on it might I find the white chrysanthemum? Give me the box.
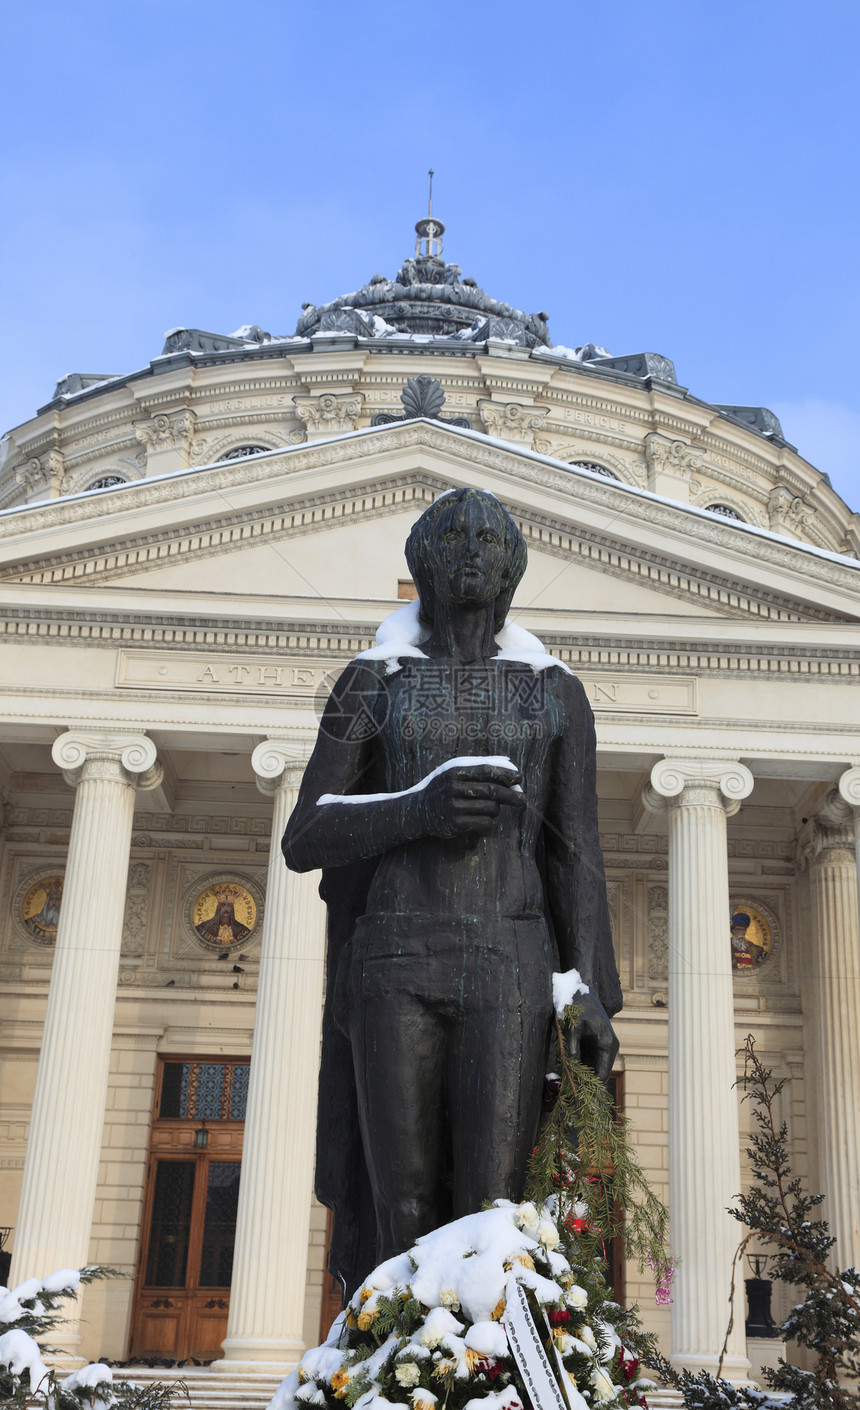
[439,1287,461,1312]
[537,1221,560,1250]
[395,1363,421,1388]
[591,1367,617,1403]
[565,1284,588,1309]
[515,1202,540,1230]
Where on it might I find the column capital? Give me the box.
[648,758,754,815]
[838,765,860,812]
[52,731,162,790]
[250,739,307,796]
[800,803,857,868]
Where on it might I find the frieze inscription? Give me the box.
[116,651,697,713]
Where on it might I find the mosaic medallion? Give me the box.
[190,880,257,950]
[20,875,65,945]
[730,904,772,971]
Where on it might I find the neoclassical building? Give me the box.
[1,216,859,1392]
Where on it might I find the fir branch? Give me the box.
[524,1005,673,1291]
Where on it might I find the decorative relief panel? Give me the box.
[134,409,196,456]
[768,486,817,538]
[292,392,364,439]
[644,433,704,479]
[648,885,669,979]
[477,400,550,450]
[16,450,68,497]
[122,862,152,957]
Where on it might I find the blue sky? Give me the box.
[2,0,859,511]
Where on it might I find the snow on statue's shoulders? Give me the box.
[355,599,571,677]
[356,599,430,675]
[493,620,572,676]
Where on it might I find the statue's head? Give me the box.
[405,488,527,632]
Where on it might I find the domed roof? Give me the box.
[294,211,552,348]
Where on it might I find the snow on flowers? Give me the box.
[270,1202,653,1410]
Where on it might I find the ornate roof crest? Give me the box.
[370,375,472,428]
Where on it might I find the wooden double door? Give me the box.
[131,1059,247,1362]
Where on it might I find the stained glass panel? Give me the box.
[229,1065,250,1119]
[199,1162,241,1287]
[193,1064,226,1119]
[145,1161,195,1287]
[158,1061,249,1120]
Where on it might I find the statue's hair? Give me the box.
[405,488,527,632]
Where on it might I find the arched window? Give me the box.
[216,445,270,462]
[87,475,127,491]
[570,460,621,482]
[704,502,744,521]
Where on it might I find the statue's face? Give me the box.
[431,497,507,608]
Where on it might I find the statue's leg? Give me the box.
[349,981,448,1261]
[447,921,554,1216]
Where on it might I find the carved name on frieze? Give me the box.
[116,651,697,713]
[558,408,630,433]
[116,651,333,694]
[209,394,296,414]
[363,388,473,406]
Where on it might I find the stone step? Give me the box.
[115,1365,686,1410]
[113,1366,287,1409]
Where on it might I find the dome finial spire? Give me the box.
[415,169,445,259]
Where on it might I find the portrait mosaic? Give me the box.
[19,874,65,945]
[729,903,772,971]
[188,879,258,951]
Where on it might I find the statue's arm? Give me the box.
[543,671,622,1018]
[282,661,525,872]
[281,662,426,872]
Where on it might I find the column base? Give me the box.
[669,1352,752,1384]
[746,1338,786,1387]
[215,1337,305,1372]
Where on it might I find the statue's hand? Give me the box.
[419,763,525,839]
[564,989,619,1085]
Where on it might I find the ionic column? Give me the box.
[646,759,754,1378]
[218,742,327,1369]
[838,765,860,911]
[10,732,162,1356]
[803,782,860,1270]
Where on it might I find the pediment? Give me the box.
[1,420,858,625]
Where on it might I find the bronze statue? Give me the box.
[283,488,621,1295]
